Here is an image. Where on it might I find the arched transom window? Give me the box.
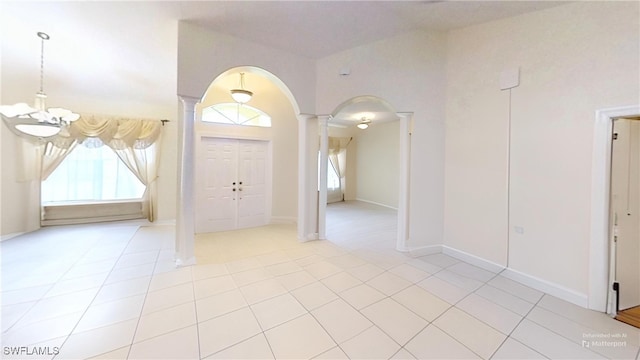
[202,103,271,128]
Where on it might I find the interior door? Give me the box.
[611,119,640,311]
[237,141,268,228]
[196,138,268,233]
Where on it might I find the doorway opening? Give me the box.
[609,117,640,328]
[589,105,640,314]
[318,95,412,252]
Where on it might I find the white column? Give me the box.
[396,113,413,252]
[318,116,330,240]
[176,95,199,266]
[297,114,319,241]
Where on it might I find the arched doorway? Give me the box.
[175,66,306,265]
[317,95,412,252]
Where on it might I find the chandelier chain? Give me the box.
[39,35,45,93]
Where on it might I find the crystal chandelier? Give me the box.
[0,32,79,139]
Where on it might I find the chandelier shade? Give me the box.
[0,32,79,139]
[357,117,371,130]
[230,72,253,104]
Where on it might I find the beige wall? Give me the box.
[355,121,400,208]
[444,1,640,296]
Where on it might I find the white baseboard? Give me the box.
[153,219,176,226]
[407,245,442,257]
[442,245,506,274]
[270,216,297,225]
[354,198,398,211]
[175,256,196,267]
[501,267,589,308]
[1,232,27,242]
[408,243,589,309]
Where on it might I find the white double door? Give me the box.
[196,137,269,233]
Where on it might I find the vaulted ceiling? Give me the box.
[0,1,569,111]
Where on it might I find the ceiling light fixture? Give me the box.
[230,72,253,104]
[0,32,79,139]
[357,117,371,130]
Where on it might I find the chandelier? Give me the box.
[230,72,253,104]
[0,32,79,139]
[357,117,371,130]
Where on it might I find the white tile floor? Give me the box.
[2,201,640,359]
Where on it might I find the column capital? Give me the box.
[178,95,201,108]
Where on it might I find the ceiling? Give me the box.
[178,1,569,59]
[0,1,570,116]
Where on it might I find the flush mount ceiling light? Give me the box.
[357,117,371,130]
[0,32,79,139]
[230,72,253,104]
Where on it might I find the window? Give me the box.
[202,103,271,127]
[41,145,146,203]
[328,162,340,191]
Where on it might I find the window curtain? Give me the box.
[41,114,163,221]
[328,137,351,203]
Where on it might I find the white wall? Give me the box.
[316,30,447,248]
[355,121,400,208]
[177,22,316,114]
[196,72,298,222]
[444,1,640,298]
[1,1,179,236]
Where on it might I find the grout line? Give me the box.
[124,244,163,359]
[189,265,202,360]
[53,226,144,359]
[487,294,547,359]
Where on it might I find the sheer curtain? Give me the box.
[327,137,351,203]
[40,114,163,221]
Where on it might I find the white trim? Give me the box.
[270,216,297,224]
[411,243,588,308]
[502,267,588,308]
[590,105,640,314]
[442,245,506,274]
[318,116,330,240]
[176,95,199,267]
[175,256,196,267]
[154,219,177,226]
[298,114,319,241]
[408,245,442,257]
[1,232,27,242]
[355,198,398,210]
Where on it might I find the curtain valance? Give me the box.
[51,114,162,150]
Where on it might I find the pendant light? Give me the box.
[230,72,253,104]
[357,117,371,130]
[0,32,79,139]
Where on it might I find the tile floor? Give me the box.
[1,201,640,359]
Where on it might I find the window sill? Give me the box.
[41,200,146,226]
